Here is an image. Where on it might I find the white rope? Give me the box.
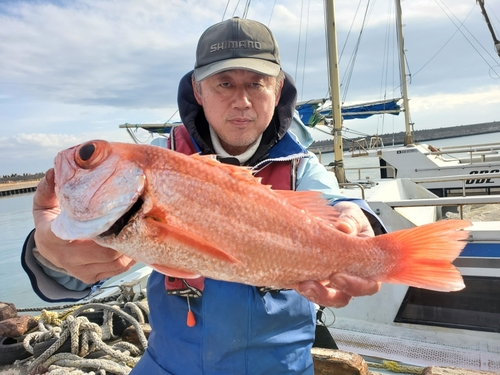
[24,301,149,375]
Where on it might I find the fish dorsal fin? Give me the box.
[273,190,340,224]
[191,154,264,185]
[191,154,339,224]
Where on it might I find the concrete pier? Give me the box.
[0,181,39,197]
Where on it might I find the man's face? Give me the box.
[193,69,282,155]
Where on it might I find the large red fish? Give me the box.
[51,140,469,292]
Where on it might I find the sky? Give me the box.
[1,0,499,176]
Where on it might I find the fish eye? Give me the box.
[79,143,95,161]
[75,140,109,169]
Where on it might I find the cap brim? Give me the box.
[194,58,281,81]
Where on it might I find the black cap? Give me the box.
[194,17,281,81]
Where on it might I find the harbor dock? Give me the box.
[0,181,39,197]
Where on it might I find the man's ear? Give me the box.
[192,76,203,105]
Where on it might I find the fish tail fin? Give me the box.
[380,219,470,292]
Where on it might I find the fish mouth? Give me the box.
[99,197,144,238]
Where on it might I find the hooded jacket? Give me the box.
[132,71,317,375]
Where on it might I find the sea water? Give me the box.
[0,193,42,308]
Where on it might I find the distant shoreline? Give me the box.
[308,120,500,151]
[0,180,41,187]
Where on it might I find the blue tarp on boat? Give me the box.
[296,98,401,126]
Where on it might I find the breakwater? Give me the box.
[0,181,38,197]
[309,121,500,152]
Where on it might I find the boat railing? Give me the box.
[338,182,367,200]
[338,182,499,219]
[344,165,397,180]
[411,172,500,196]
[423,143,500,162]
[438,141,500,151]
[309,149,322,163]
[380,194,500,220]
[342,164,500,196]
[339,172,500,208]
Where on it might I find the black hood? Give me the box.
[176,70,298,165]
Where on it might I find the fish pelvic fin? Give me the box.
[380,219,470,292]
[144,216,243,266]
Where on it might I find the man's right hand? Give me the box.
[33,168,136,284]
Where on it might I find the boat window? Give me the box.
[394,276,500,332]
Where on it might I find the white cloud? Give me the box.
[0,130,139,176]
[413,85,500,112]
[0,0,499,175]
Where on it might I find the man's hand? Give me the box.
[32,168,136,284]
[296,201,381,307]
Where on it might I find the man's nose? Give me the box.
[232,87,251,108]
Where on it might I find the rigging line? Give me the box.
[435,0,499,71]
[337,0,363,102]
[477,0,500,43]
[322,4,330,99]
[165,109,179,125]
[341,0,374,104]
[267,0,277,26]
[343,127,374,137]
[339,0,364,62]
[242,0,251,18]
[377,0,395,137]
[294,0,305,84]
[379,0,392,100]
[222,0,231,20]
[485,1,500,29]
[440,0,498,61]
[392,1,475,93]
[232,0,242,17]
[312,126,334,136]
[401,51,413,126]
[394,0,413,130]
[300,0,312,101]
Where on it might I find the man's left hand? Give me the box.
[296,201,381,307]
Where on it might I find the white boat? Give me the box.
[335,178,500,372]
[375,141,500,196]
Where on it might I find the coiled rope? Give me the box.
[367,360,424,374]
[22,301,148,375]
[17,289,147,314]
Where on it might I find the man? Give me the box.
[22,17,383,374]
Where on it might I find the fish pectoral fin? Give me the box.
[145,217,242,265]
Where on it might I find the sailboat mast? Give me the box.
[324,0,346,183]
[476,0,500,57]
[395,0,413,145]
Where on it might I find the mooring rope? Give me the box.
[21,300,148,375]
[367,360,424,374]
[17,288,147,314]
